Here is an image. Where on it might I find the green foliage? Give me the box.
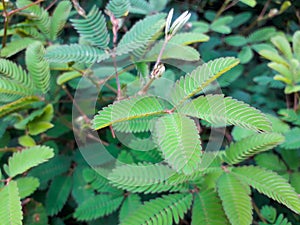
[223,133,284,164]
[106,0,130,18]
[16,177,39,198]
[120,193,193,225]
[233,166,300,214]
[191,190,229,225]
[50,1,72,41]
[0,181,23,225]
[153,114,202,174]
[259,31,300,94]
[4,145,54,178]
[45,175,72,216]
[74,195,124,221]
[70,6,109,48]
[217,172,253,225]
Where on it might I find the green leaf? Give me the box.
[211,16,233,34]
[233,166,300,214]
[238,46,253,64]
[271,35,293,59]
[28,155,71,187]
[259,50,288,66]
[281,127,300,149]
[153,114,202,175]
[145,41,200,62]
[74,195,123,221]
[239,0,257,7]
[50,0,72,40]
[16,177,39,199]
[255,153,287,172]
[70,6,109,48]
[293,31,300,61]
[26,41,50,94]
[28,121,54,135]
[4,145,54,178]
[118,13,166,58]
[0,37,35,58]
[224,133,284,165]
[290,172,300,193]
[106,0,130,18]
[170,57,240,105]
[120,193,193,225]
[149,0,167,11]
[192,190,229,225]
[225,35,248,47]
[0,96,40,119]
[108,163,187,193]
[248,27,276,43]
[57,71,82,85]
[261,205,277,223]
[93,96,169,130]
[119,194,142,223]
[46,175,72,216]
[170,32,209,45]
[179,94,271,132]
[217,173,253,225]
[45,44,109,64]
[18,135,36,147]
[0,181,23,225]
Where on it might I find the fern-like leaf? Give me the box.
[120,193,193,225]
[108,163,188,193]
[179,94,271,132]
[0,37,35,58]
[50,0,72,40]
[119,194,142,223]
[247,27,276,43]
[106,0,130,18]
[170,32,209,45]
[70,6,109,48]
[17,0,50,37]
[74,195,123,221]
[93,96,169,130]
[129,0,152,14]
[28,155,71,188]
[0,181,23,225]
[192,190,229,225]
[233,166,300,214]
[217,172,253,225]
[0,58,32,88]
[0,96,40,118]
[223,133,284,164]
[117,13,166,58]
[16,177,39,199]
[0,77,34,97]
[153,113,202,175]
[169,57,240,106]
[293,31,300,61]
[26,41,50,93]
[271,35,293,59]
[45,175,72,216]
[45,44,109,64]
[4,145,54,178]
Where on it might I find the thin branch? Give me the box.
[7,0,44,16]
[45,0,58,11]
[62,85,90,124]
[138,36,170,95]
[252,201,267,223]
[71,0,86,17]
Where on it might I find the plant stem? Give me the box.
[62,85,90,124]
[294,92,299,111]
[1,0,44,48]
[138,36,170,95]
[215,0,238,19]
[252,201,267,223]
